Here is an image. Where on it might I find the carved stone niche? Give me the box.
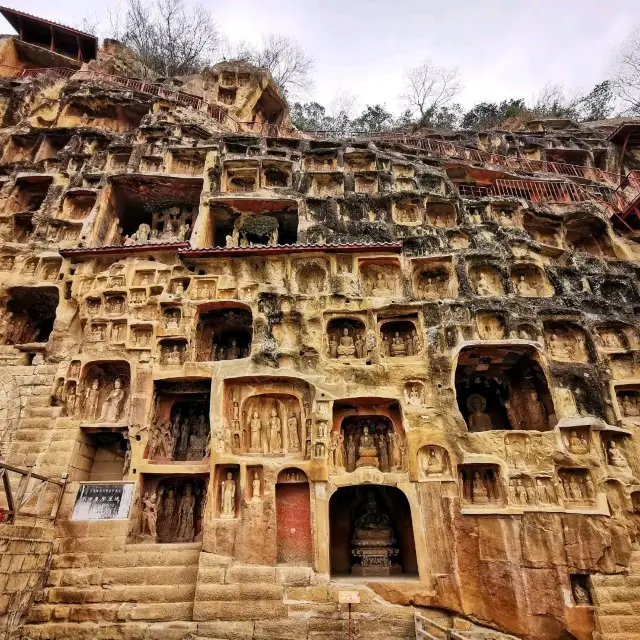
[159,339,188,366]
[137,475,207,543]
[162,307,182,332]
[631,490,640,513]
[379,316,422,357]
[449,231,469,250]
[503,432,537,469]
[1,286,59,346]
[129,324,153,348]
[302,151,339,172]
[605,479,629,517]
[455,345,555,432]
[523,213,561,247]
[469,265,504,297]
[557,468,596,507]
[225,378,309,457]
[344,151,376,173]
[511,265,552,298]
[326,318,368,360]
[476,312,506,341]
[516,323,541,342]
[491,203,521,228]
[104,294,126,316]
[39,259,62,282]
[333,401,406,473]
[295,259,329,294]
[191,278,217,301]
[247,465,263,502]
[609,354,640,380]
[359,261,401,298]
[170,277,190,297]
[223,161,259,193]
[60,191,97,221]
[418,446,452,480]
[0,254,15,271]
[78,361,130,424]
[565,217,615,258]
[616,387,640,424]
[404,381,426,407]
[310,173,344,198]
[544,323,590,364]
[508,474,542,507]
[215,465,240,519]
[426,201,456,227]
[459,464,504,507]
[355,174,378,195]
[465,204,487,225]
[597,325,630,352]
[110,322,126,344]
[414,259,454,300]
[169,150,206,176]
[147,379,210,462]
[195,306,252,362]
[561,426,591,455]
[88,322,107,343]
[392,197,424,225]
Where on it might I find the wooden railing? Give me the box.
[414,612,467,640]
[0,462,68,524]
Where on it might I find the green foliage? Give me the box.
[351,104,395,132]
[576,81,615,121]
[461,99,527,130]
[238,215,278,236]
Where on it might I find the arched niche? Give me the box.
[329,485,418,577]
[543,322,592,364]
[475,311,506,341]
[417,445,452,480]
[454,345,555,432]
[596,324,632,351]
[379,318,422,358]
[331,399,406,473]
[616,385,640,424]
[459,463,505,507]
[565,216,614,258]
[326,317,367,360]
[159,338,188,365]
[523,213,561,247]
[295,260,328,294]
[511,264,553,298]
[2,286,59,345]
[392,196,424,225]
[468,265,504,297]
[413,258,454,300]
[276,468,311,565]
[359,260,401,297]
[79,361,130,424]
[426,201,456,227]
[195,304,253,362]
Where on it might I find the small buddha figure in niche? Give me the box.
[287,412,300,451]
[337,328,356,358]
[467,394,492,432]
[525,480,537,505]
[422,277,438,298]
[515,479,527,504]
[176,485,195,541]
[573,582,591,606]
[249,411,262,451]
[411,330,421,353]
[607,441,630,469]
[251,472,261,501]
[569,476,583,501]
[601,330,622,349]
[366,331,376,359]
[475,271,494,296]
[423,448,445,477]
[356,426,379,469]
[390,332,407,357]
[622,395,640,417]
[471,472,490,504]
[346,434,356,471]
[168,345,182,364]
[388,432,402,470]
[268,408,282,452]
[382,335,390,357]
[372,272,391,296]
[565,430,588,454]
[517,275,537,297]
[174,281,185,296]
[355,334,364,358]
[220,472,236,518]
[84,379,101,421]
[141,492,157,537]
[536,479,555,504]
[328,334,338,358]
[335,432,346,469]
[227,339,240,360]
[99,378,126,422]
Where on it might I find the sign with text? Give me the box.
[338,591,361,604]
[71,483,135,521]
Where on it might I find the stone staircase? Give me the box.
[592,545,640,640]
[24,539,201,633]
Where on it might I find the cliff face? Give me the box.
[0,59,640,640]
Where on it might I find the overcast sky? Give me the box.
[10,0,640,114]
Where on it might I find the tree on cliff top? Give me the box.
[107,0,221,77]
[613,25,640,115]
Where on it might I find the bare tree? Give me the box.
[230,34,314,97]
[614,25,640,115]
[529,83,582,119]
[400,58,462,125]
[106,0,221,78]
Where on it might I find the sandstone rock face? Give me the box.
[1,51,640,640]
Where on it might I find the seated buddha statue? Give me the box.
[356,426,379,469]
[337,328,356,358]
[390,332,407,357]
[351,491,400,576]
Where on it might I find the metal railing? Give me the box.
[19,67,239,131]
[414,613,467,640]
[0,462,68,524]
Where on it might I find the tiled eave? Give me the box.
[59,242,189,258]
[178,242,403,258]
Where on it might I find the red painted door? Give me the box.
[276,483,312,564]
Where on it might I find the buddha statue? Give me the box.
[390,331,407,357]
[356,425,380,469]
[351,491,400,577]
[371,272,391,296]
[467,394,492,431]
[607,441,630,469]
[471,471,490,504]
[337,328,356,358]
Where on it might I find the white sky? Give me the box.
[9,0,640,114]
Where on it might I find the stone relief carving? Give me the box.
[380,322,421,358]
[461,466,502,506]
[418,445,451,480]
[80,367,129,423]
[471,268,503,297]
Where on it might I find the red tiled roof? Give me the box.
[0,6,97,40]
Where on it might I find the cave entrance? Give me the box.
[329,485,417,578]
[276,469,312,565]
